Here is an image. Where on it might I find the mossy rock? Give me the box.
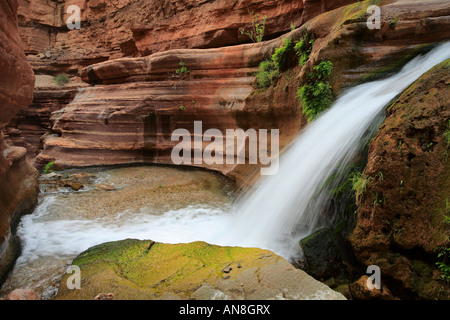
[350,59,450,299]
[55,239,346,300]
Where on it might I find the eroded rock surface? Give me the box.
[350,59,450,299]
[0,0,38,281]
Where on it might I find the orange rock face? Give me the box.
[17,0,358,75]
[34,0,450,188]
[13,0,357,174]
[36,44,268,185]
[0,0,38,281]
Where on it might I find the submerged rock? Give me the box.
[62,180,84,191]
[55,239,345,300]
[95,184,116,191]
[4,289,40,300]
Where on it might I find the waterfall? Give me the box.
[219,42,450,259]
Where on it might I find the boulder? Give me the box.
[348,276,395,300]
[300,228,341,279]
[55,239,345,300]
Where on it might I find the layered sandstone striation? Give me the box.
[35,0,450,187]
[18,0,358,74]
[36,44,271,186]
[6,75,87,161]
[15,0,358,172]
[0,0,38,282]
[350,59,450,299]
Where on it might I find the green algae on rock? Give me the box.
[55,239,346,300]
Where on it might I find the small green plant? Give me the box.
[271,38,294,71]
[382,219,403,241]
[377,171,384,182]
[54,73,70,86]
[254,37,294,89]
[436,246,450,282]
[43,161,55,174]
[314,60,333,79]
[240,11,267,43]
[175,61,190,76]
[290,22,296,31]
[389,15,398,29]
[350,171,373,203]
[179,105,186,111]
[294,34,314,66]
[297,60,334,122]
[255,59,279,89]
[372,192,385,209]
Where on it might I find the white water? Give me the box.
[15,197,234,267]
[7,43,450,292]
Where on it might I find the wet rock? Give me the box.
[95,184,116,191]
[94,293,114,300]
[348,276,396,300]
[6,289,40,300]
[300,228,341,279]
[62,180,84,191]
[222,266,232,273]
[41,172,61,179]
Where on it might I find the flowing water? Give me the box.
[1,42,449,299]
[219,42,450,258]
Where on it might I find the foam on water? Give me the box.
[15,198,234,267]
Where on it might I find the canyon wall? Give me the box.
[34,0,450,187]
[10,0,358,171]
[0,0,38,282]
[18,0,359,74]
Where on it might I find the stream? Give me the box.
[0,165,237,299]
